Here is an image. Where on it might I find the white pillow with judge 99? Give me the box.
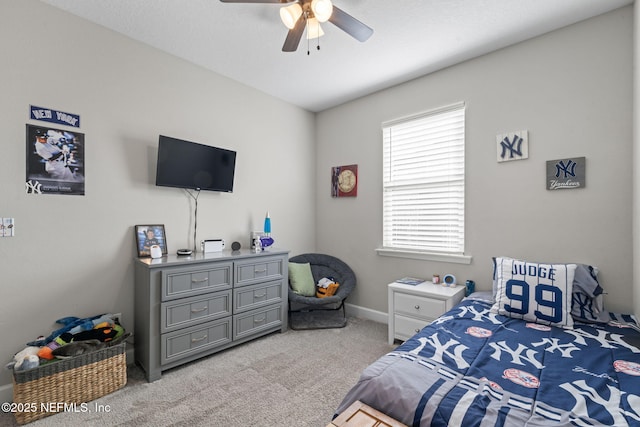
[491,257,576,329]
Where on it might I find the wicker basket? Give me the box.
[12,341,127,425]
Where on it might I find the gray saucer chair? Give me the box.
[288,253,356,330]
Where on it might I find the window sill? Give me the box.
[376,248,472,264]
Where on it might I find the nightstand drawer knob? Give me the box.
[414,305,420,310]
[415,328,420,333]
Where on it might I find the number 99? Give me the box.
[504,279,563,323]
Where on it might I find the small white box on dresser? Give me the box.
[388,280,465,344]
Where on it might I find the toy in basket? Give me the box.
[7,313,129,425]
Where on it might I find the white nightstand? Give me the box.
[388,281,465,344]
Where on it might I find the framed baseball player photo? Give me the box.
[135,224,168,257]
[25,124,85,195]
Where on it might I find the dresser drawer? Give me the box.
[233,280,283,314]
[234,256,285,287]
[233,305,282,340]
[161,290,232,333]
[161,263,232,301]
[394,314,430,341]
[394,293,446,320]
[161,318,232,365]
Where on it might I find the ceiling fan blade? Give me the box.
[282,16,305,52]
[219,0,294,3]
[329,5,373,42]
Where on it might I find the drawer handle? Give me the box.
[191,306,208,313]
[254,317,266,323]
[254,293,266,298]
[192,278,209,283]
[254,269,267,273]
[191,334,208,343]
[414,305,420,310]
[415,328,420,333]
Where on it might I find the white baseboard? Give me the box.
[0,383,12,406]
[345,303,388,324]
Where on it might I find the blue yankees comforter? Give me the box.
[335,298,640,426]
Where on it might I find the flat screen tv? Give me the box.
[155,135,236,192]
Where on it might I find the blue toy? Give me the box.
[26,313,116,347]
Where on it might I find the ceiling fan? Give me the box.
[220,0,374,52]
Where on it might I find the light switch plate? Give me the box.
[2,218,14,237]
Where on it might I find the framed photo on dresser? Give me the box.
[135,224,167,257]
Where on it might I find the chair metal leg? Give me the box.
[288,299,348,330]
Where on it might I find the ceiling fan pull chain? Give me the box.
[307,18,311,55]
[314,12,320,52]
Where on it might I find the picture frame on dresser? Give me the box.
[135,224,167,257]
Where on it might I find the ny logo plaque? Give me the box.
[546,157,585,190]
[497,130,528,163]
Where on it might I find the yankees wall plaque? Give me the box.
[546,157,585,190]
[497,130,528,162]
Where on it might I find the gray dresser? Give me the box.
[134,248,289,381]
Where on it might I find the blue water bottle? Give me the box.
[465,280,475,296]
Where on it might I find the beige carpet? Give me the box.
[1,317,395,427]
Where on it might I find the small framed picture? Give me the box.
[135,224,167,257]
[331,164,358,197]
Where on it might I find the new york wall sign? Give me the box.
[30,105,80,128]
[546,157,585,190]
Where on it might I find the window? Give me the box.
[379,102,470,264]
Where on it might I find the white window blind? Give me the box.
[382,102,465,255]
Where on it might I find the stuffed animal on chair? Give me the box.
[316,277,340,298]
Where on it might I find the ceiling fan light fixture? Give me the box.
[280,3,302,29]
[311,0,333,23]
[221,0,372,53]
[306,17,324,39]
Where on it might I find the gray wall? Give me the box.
[0,0,316,395]
[316,7,634,316]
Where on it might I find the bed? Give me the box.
[334,257,640,426]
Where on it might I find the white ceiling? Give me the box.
[40,0,632,112]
